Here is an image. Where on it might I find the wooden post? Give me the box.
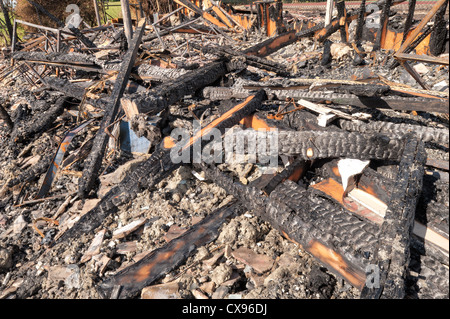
[373,0,393,51]
[336,0,347,43]
[324,0,334,27]
[93,0,102,27]
[121,0,134,45]
[77,18,147,199]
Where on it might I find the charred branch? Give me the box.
[78,19,146,199]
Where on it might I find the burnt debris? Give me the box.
[0,0,448,300]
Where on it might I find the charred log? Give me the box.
[401,0,416,45]
[120,60,229,115]
[97,202,243,299]
[78,19,146,199]
[361,135,426,298]
[338,119,449,145]
[202,86,449,114]
[196,161,375,290]
[230,129,405,161]
[429,0,449,56]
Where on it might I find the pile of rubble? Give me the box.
[0,0,448,299]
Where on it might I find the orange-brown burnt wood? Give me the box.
[281,230,366,290]
[163,94,258,150]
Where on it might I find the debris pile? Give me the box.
[0,0,448,299]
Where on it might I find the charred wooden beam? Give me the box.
[230,129,405,162]
[12,51,104,73]
[10,96,69,144]
[396,52,449,65]
[354,0,366,44]
[54,91,267,245]
[196,162,374,290]
[202,86,450,114]
[338,119,449,145]
[361,135,426,298]
[120,60,228,115]
[97,201,243,299]
[78,19,146,199]
[243,29,298,57]
[373,0,393,51]
[0,0,13,44]
[429,0,449,56]
[189,43,289,76]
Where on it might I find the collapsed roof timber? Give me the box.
[0,0,448,300]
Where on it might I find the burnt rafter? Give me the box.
[54,90,268,245]
[195,133,427,295]
[77,19,147,199]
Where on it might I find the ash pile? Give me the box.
[0,0,448,300]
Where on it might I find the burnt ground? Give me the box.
[0,4,449,300]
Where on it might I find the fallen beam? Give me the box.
[228,129,406,161]
[12,51,104,73]
[338,119,449,145]
[120,60,229,115]
[361,135,426,298]
[190,43,289,76]
[78,18,146,199]
[196,161,373,290]
[202,86,450,114]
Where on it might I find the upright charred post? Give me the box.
[361,135,426,299]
